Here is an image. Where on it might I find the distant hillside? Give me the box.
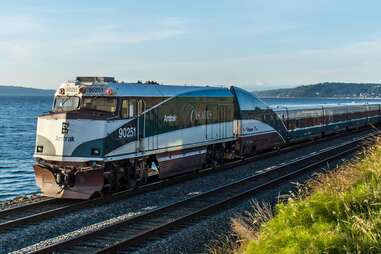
[0,86,54,96]
[256,82,381,98]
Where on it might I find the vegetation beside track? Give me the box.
[211,137,381,254]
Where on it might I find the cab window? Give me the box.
[53,96,80,112]
[121,99,137,118]
[82,97,117,113]
[121,99,129,118]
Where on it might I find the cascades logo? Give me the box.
[190,110,212,122]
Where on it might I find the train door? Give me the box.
[218,105,228,138]
[137,99,144,152]
[144,107,159,151]
[206,105,213,140]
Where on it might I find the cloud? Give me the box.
[53,16,188,52]
[0,41,32,59]
[84,27,186,45]
[234,38,381,86]
[160,17,188,26]
[264,39,381,61]
[0,15,43,37]
[0,15,189,87]
[245,23,299,37]
[117,38,381,90]
[0,15,45,61]
[0,14,188,62]
[1,9,380,90]
[93,17,187,45]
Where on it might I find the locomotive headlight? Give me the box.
[79,86,86,94]
[91,148,100,156]
[36,145,44,153]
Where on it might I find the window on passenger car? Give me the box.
[144,97,166,110]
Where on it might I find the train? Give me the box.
[33,77,381,199]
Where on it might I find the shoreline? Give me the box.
[0,194,46,211]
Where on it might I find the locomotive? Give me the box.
[33,77,381,199]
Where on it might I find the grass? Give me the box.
[208,202,274,254]
[211,137,381,254]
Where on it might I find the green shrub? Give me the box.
[243,140,381,254]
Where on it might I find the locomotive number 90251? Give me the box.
[118,127,136,139]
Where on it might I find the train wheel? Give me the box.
[127,164,137,188]
[90,191,103,199]
[207,145,224,168]
[135,160,148,186]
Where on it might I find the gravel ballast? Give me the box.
[133,154,356,254]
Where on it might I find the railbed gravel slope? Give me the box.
[132,154,356,254]
[1,129,374,254]
[11,155,353,254]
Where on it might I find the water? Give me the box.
[0,96,51,200]
[262,97,381,109]
[1,96,381,201]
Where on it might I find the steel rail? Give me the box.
[0,198,77,229]
[0,127,376,232]
[29,133,375,254]
[0,197,56,218]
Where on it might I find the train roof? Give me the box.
[58,77,233,98]
[107,82,233,97]
[230,86,269,110]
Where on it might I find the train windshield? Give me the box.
[53,96,80,112]
[81,97,117,113]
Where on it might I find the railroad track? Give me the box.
[0,127,376,233]
[0,198,75,230]
[28,133,375,254]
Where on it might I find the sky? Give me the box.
[1,0,381,90]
